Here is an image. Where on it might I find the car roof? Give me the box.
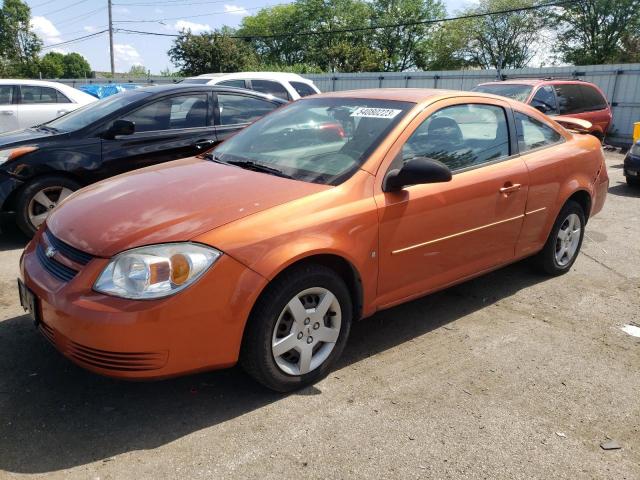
[190,72,314,83]
[125,84,289,103]
[314,88,490,103]
[477,79,595,87]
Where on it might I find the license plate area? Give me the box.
[18,279,40,326]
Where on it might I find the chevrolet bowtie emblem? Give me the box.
[45,246,57,258]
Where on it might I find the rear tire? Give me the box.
[16,176,81,237]
[532,200,585,276]
[240,264,352,392]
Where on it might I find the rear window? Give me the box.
[291,81,317,97]
[180,78,211,84]
[250,80,290,101]
[472,84,532,102]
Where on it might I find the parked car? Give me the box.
[18,89,608,391]
[182,72,321,100]
[623,140,640,187]
[0,79,96,134]
[0,84,286,236]
[472,79,612,139]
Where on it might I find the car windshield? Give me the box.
[212,97,414,185]
[45,90,152,132]
[472,84,533,102]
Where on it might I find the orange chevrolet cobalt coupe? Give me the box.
[19,89,608,391]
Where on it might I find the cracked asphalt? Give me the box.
[0,151,638,479]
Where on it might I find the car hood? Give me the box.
[47,157,330,257]
[0,127,61,147]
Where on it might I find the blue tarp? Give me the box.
[78,83,143,99]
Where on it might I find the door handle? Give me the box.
[195,139,216,150]
[57,110,69,115]
[0,110,14,116]
[499,183,522,194]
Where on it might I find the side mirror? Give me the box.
[533,104,549,114]
[104,119,135,139]
[384,157,452,192]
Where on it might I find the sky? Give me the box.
[26,0,478,75]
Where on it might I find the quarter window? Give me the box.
[578,85,607,111]
[217,94,279,125]
[20,86,70,104]
[514,112,562,152]
[554,84,586,114]
[291,81,317,97]
[250,80,290,100]
[121,94,209,132]
[218,80,246,88]
[0,86,14,105]
[402,104,510,171]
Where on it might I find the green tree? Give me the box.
[415,20,479,70]
[128,64,148,77]
[371,0,446,71]
[62,52,91,78]
[458,0,551,70]
[168,27,257,75]
[39,51,65,78]
[554,0,640,65]
[0,0,41,76]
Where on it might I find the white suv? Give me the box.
[181,72,320,101]
[0,79,97,133]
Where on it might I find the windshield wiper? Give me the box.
[226,159,294,179]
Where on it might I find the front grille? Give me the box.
[36,243,78,282]
[67,341,168,371]
[44,230,93,265]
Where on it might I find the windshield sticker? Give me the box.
[350,107,402,119]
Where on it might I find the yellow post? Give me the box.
[634,122,640,144]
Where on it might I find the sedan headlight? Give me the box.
[0,146,38,165]
[630,142,640,157]
[94,243,221,299]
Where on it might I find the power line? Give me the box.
[41,29,109,50]
[112,3,286,23]
[29,0,58,8]
[116,0,572,39]
[40,0,90,17]
[113,0,228,5]
[54,7,107,28]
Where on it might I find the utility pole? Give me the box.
[108,0,115,75]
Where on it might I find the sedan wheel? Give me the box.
[554,213,581,267]
[28,186,75,229]
[272,287,342,376]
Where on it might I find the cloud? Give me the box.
[172,20,211,33]
[83,25,96,33]
[114,6,130,14]
[31,16,62,44]
[224,4,249,15]
[113,43,143,69]
[154,8,163,14]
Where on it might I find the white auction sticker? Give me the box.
[350,107,402,119]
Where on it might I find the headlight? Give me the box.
[631,142,640,157]
[94,243,221,299]
[0,146,38,165]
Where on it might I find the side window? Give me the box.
[514,111,562,152]
[20,86,62,104]
[250,80,290,101]
[0,86,14,105]
[554,84,585,114]
[530,86,557,114]
[121,94,208,132]
[217,94,278,125]
[290,81,317,97]
[579,85,607,111]
[401,104,510,172]
[56,90,71,103]
[219,79,246,88]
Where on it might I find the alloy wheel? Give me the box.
[555,213,581,267]
[28,186,74,228]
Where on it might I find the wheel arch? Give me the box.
[566,189,592,222]
[1,171,85,213]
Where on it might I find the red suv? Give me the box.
[473,79,612,139]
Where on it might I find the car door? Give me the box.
[0,85,19,133]
[375,99,529,306]
[17,85,72,128]
[214,92,283,142]
[100,91,215,178]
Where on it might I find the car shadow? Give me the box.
[0,262,546,474]
[608,181,640,198]
[0,224,29,252]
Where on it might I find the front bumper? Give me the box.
[623,152,640,178]
[20,230,267,380]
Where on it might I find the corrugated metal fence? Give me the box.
[304,64,640,146]
[54,63,640,145]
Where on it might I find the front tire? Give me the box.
[240,264,352,392]
[16,176,81,237]
[532,200,585,276]
[626,176,640,187]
